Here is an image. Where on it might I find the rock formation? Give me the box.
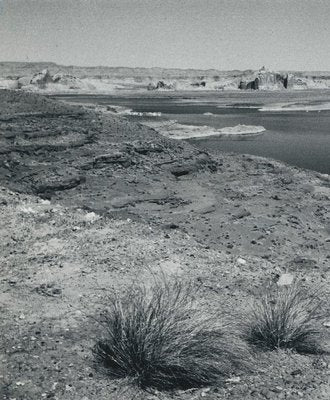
[239,67,289,90]
[52,73,83,89]
[191,81,206,88]
[148,80,175,90]
[30,68,53,88]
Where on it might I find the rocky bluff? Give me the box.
[239,66,288,90]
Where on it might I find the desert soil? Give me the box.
[0,89,329,399]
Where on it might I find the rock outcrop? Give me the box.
[239,67,289,90]
[0,69,88,92]
[52,73,84,89]
[17,76,31,88]
[191,81,206,88]
[148,80,175,90]
[30,68,53,88]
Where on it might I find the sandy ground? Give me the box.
[0,89,329,399]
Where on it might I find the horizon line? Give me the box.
[1,60,330,74]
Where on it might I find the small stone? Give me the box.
[277,273,294,286]
[323,321,330,328]
[164,223,179,229]
[226,376,241,384]
[291,369,302,376]
[235,209,251,219]
[40,199,51,205]
[201,388,210,397]
[84,212,100,223]
[237,257,247,265]
[260,388,272,399]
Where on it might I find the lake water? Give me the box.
[53,90,330,174]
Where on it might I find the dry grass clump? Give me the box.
[245,283,324,353]
[94,278,250,390]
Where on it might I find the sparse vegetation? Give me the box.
[94,277,250,390]
[245,283,324,353]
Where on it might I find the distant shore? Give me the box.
[1,62,330,93]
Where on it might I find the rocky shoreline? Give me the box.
[0,89,329,399]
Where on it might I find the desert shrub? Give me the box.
[245,283,324,353]
[94,277,250,390]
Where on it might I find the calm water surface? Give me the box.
[53,91,330,174]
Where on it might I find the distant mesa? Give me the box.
[0,63,329,92]
[145,67,301,92]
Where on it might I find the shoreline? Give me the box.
[51,93,330,174]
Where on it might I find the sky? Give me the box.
[0,0,329,71]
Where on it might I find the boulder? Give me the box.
[35,175,85,195]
